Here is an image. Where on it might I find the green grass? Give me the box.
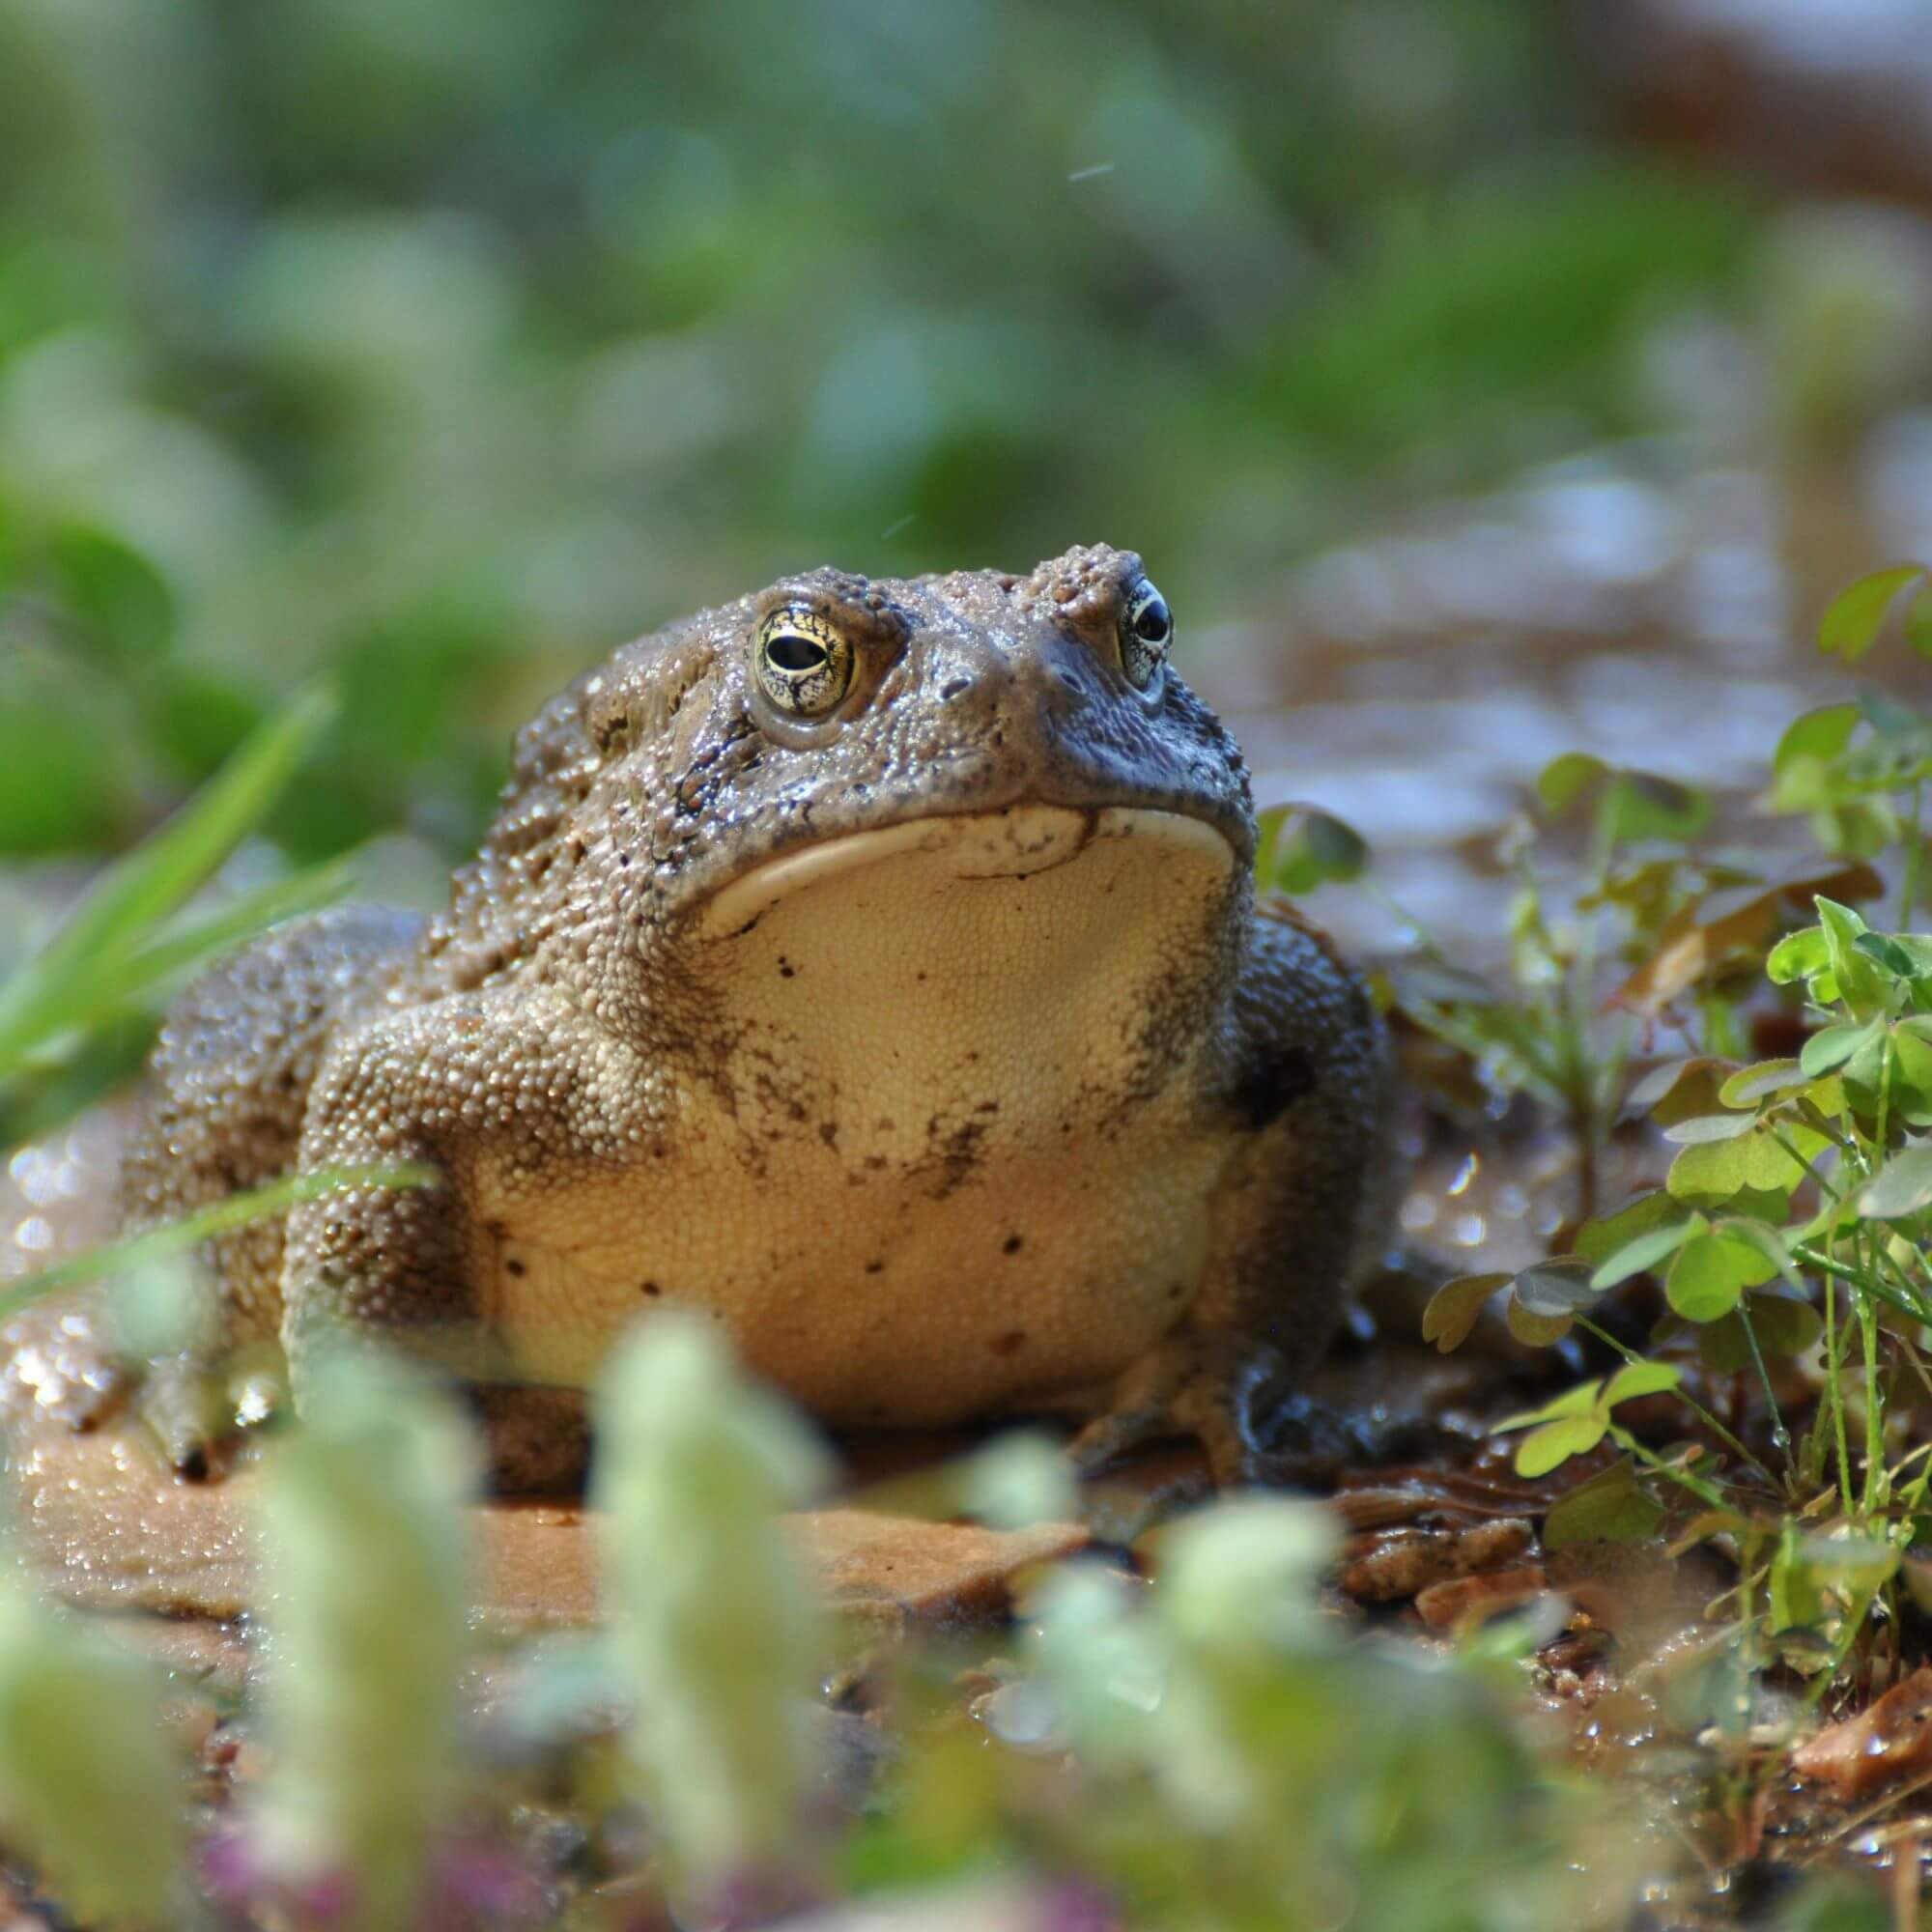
[0,689,346,1145]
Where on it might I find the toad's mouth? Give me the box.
[692,805,1237,940]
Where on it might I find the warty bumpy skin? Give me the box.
[119,544,1396,1490]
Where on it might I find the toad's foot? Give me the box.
[1067,1334,1371,1489]
[471,1383,591,1494]
[8,1308,242,1480]
[130,1348,286,1482]
[134,1361,589,1492]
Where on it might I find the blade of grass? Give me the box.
[14,860,352,1073]
[0,687,336,1081]
[0,1161,437,1322]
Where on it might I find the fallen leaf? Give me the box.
[1791,1666,1932,1801]
[1413,1565,1548,1631]
[1339,1519,1534,1605]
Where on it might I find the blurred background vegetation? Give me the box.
[0,0,1927,880]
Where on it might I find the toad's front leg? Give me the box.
[282,989,654,1492]
[1069,912,1398,1487]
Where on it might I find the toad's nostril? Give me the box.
[940,677,972,700]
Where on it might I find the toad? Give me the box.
[121,545,1393,1490]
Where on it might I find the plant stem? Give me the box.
[1824,1273,1855,1516]
[1776,1114,1932,1320]
[1856,1236,1887,1517]
[1792,1240,1932,1325]
[1889,1435,1932,1514]
[1876,1031,1894,1167]
[1606,1426,1731,1511]
[1905,782,1923,930]
[1575,1315,1776,1487]
[1566,794,1622,1227]
[1769,1128,1844,1208]
[1361,881,1440,958]
[1734,1302,1791,1464]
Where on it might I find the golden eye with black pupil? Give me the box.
[1120,577,1173,690]
[754,606,855,718]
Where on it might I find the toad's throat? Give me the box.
[694,805,1237,939]
[680,803,1243,1167]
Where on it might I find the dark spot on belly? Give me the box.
[778,957,796,979]
[1003,1234,1024,1256]
[990,1329,1027,1357]
[865,1259,884,1274]
[1231,1045,1316,1130]
[641,1281,662,1297]
[505,1259,526,1278]
[819,1122,838,1148]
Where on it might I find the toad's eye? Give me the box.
[1120,577,1173,690]
[754,606,855,718]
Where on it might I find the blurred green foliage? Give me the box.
[0,1318,1652,1931]
[0,0,1748,866]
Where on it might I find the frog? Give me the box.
[118,544,1395,1492]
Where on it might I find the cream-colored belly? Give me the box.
[476,805,1245,1425]
[484,1118,1234,1424]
